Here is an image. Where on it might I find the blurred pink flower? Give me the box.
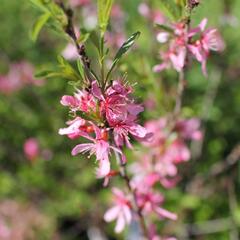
[188,18,225,75]
[62,44,78,60]
[105,32,126,49]
[23,138,39,161]
[69,0,91,7]
[111,4,124,20]
[104,188,132,233]
[154,23,187,73]
[136,187,177,220]
[138,3,166,24]
[0,62,43,94]
[62,27,80,60]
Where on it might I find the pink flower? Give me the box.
[92,80,149,147]
[111,4,124,20]
[61,89,96,113]
[0,219,10,238]
[71,125,122,176]
[162,139,190,164]
[62,27,80,60]
[0,62,43,94]
[23,138,39,161]
[113,122,148,148]
[175,118,202,140]
[135,187,177,220]
[188,18,225,76]
[104,188,132,233]
[105,32,126,49]
[62,44,78,60]
[154,23,187,73]
[69,0,91,7]
[59,117,91,139]
[138,3,166,24]
[140,117,202,183]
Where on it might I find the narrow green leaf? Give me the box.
[29,0,48,12]
[159,0,181,21]
[106,31,140,81]
[30,12,51,41]
[97,0,114,36]
[176,0,187,7]
[77,59,85,80]
[35,69,61,78]
[155,24,174,33]
[78,28,90,44]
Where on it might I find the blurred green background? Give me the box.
[0,0,240,239]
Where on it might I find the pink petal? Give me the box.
[129,124,147,138]
[153,63,167,72]
[98,158,110,176]
[91,80,103,100]
[60,95,77,107]
[155,207,177,220]
[115,214,125,233]
[71,143,94,156]
[104,206,120,222]
[199,18,208,31]
[122,206,132,224]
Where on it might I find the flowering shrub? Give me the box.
[27,0,225,238]
[2,0,237,239]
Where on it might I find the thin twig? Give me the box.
[115,152,148,239]
[187,144,240,193]
[177,217,237,238]
[56,0,90,67]
[173,70,185,117]
[227,178,239,240]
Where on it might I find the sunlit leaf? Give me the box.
[30,12,51,41]
[97,0,114,36]
[106,31,140,81]
[159,0,181,21]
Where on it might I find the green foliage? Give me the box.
[29,0,67,41]
[97,0,114,36]
[30,12,51,41]
[175,0,187,8]
[35,56,83,83]
[159,0,182,21]
[1,0,240,239]
[107,31,141,80]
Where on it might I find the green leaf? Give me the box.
[29,0,49,12]
[106,31,140,81]
[159,0,181,21]
[35,56,83,82]
[30,12,51,41]
[77,59,85,80]
[176,0,187,7]
[57,56,82,81]
[155,23,174,33]
[78,28,90,44]
[97,0,114,36]
[35,69,62,79]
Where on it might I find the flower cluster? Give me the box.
[59,80,149,178]
[0,62,43,94]
[103,117,202,237]
[138,2,166,25]
[154,18,225,76]
[69,0,91,8]
[0,200,49,240]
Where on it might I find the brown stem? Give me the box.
[55,0,91,76]
[121,166,148,238]
[173,70,185,117]
[115,152,148,239]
